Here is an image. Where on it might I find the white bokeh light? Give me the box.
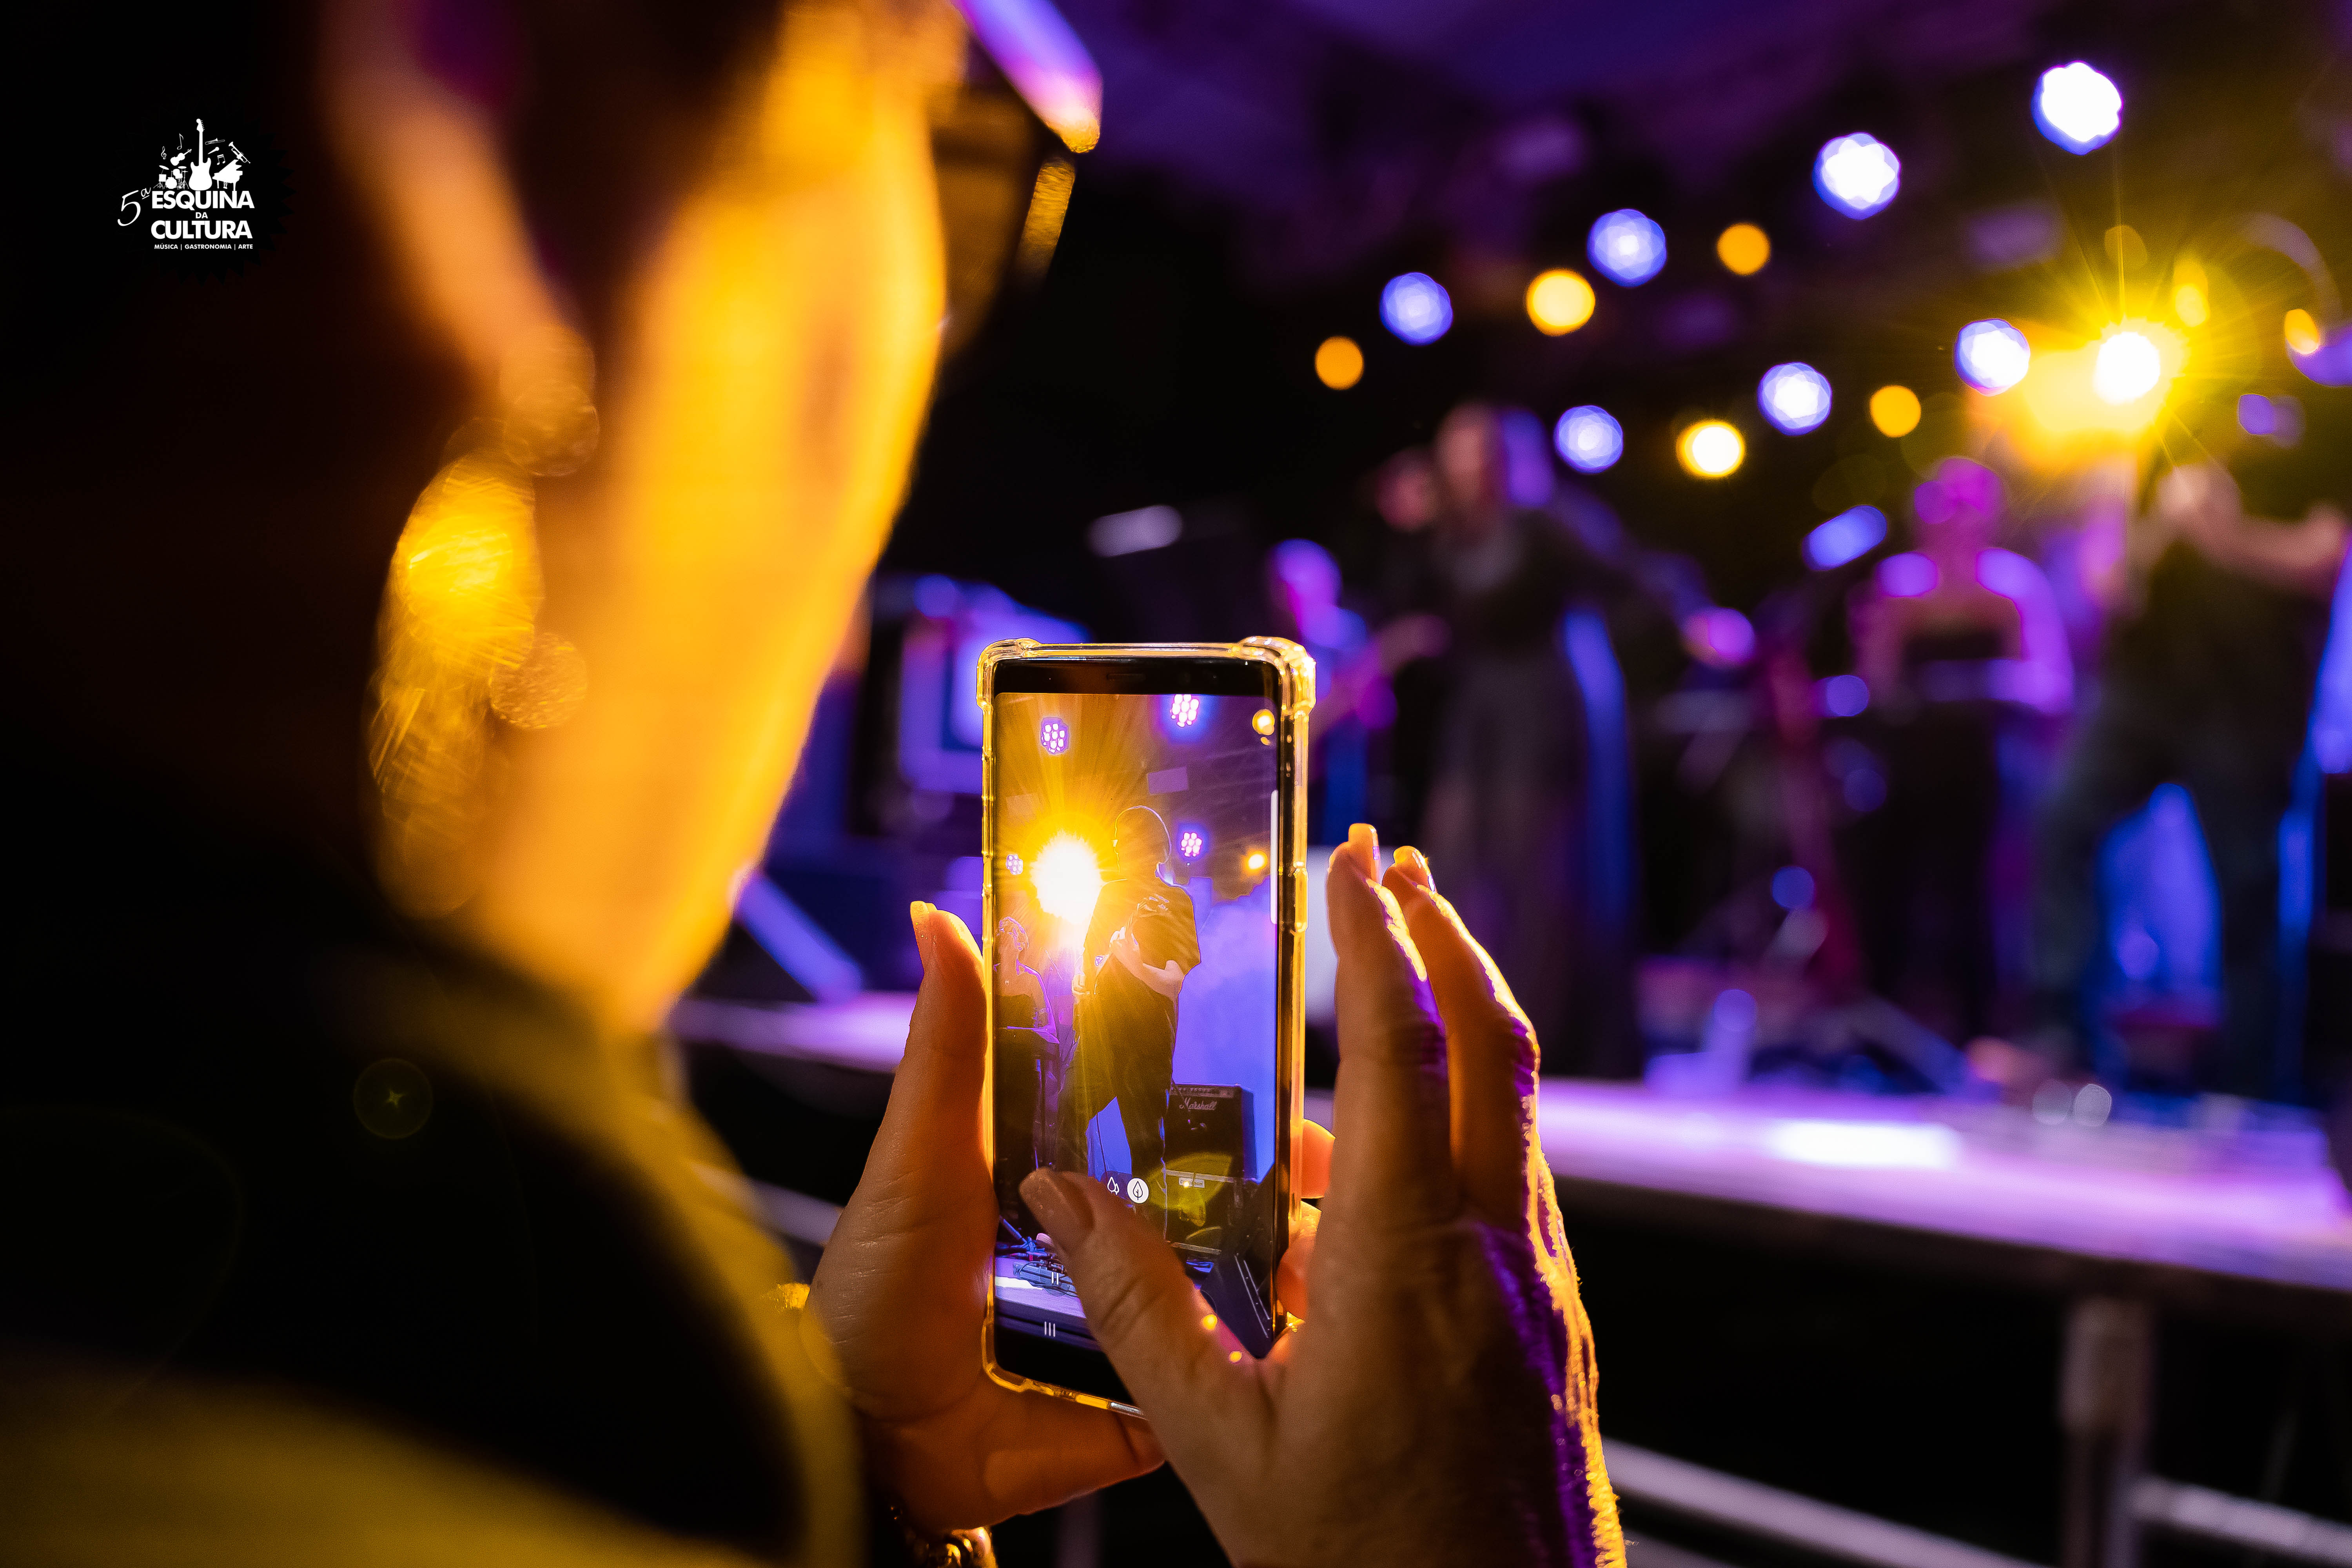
[2035,63,2123,154]
[1956,319,2032,393]
[1380,272,1454,344]
[1758,363,1834,434]
[1588,210,1668,286]
[2093,330,2161,403]
[1554,405,1624,472]
[1814,134,1901,218]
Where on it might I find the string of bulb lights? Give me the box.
[1311,58,2337,487]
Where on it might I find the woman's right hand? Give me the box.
[1019,826,1624,1568]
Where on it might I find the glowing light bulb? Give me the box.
[2092,330,2161,404]
[1588,210,1667,286]
[1315,336,1364,389]
[1178,828,1205,860]
[1677,421,1745,478]
[1380,273,1453,345]
[1168,693,1202,729]
[1526,269,1596,334]
[1039,716,1070,755]
[1243,849,1268,874]
[1758,363,1834,435]
[1554,405,1623,473]
[1869,385,1922,436]
[1032,833,1103,926]
[1814,134,1900,218]
[2285,309,2322,356]
[1956,319,2031,394]
[2034,62,2123,154]
[1717,223,1770,276]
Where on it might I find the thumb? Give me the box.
[1018,1171,1264,1451]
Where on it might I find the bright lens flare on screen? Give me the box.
[2285,309,2323,356]
[2092,330,2161,404]
[1677,421,1745,478]
[1526,269,1596,334]
[1032,833,1104,927]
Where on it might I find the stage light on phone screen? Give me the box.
[1040,716,1070,754]
[1252,708,1275,736]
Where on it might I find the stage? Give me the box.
[673,991,2352,1567]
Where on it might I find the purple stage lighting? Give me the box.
[1814,133,1900,218]
[1380,272,1453,344]
[1588,210,1667,286]
[2034,62,2122,154]
[1555,405,1624,473]
[1804,506,1887,570]
[1878,552,1938,598]
[1040,716,1070,755]
[1176,824,1208,862]
[1816,674,1871,718]
[1956,319,2032,394]
[1759,363,1834,434]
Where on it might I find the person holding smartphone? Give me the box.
[7,0,1624,1564]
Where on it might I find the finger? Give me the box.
[968,1396,1164,1520]
[1295,1119,1333,1200]
[1325,825,1457,1229]
[1019,1170,1265,1464]
[860,904,988,1199]
[1274,1200,1319,1318]
[1382,847,1541,1224]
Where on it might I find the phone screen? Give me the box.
[987,656,1290,1408]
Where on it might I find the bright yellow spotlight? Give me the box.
[1677,421,1745,478]
[2092,329,2161,404]
[1315,336,1365,390]
[1032,833,1104,928]
[1869,385,1922,437]
[2285,309,2322,356]
[1716,223,1770,276]
[1526,269,1596,334]
[1243,849,1269,874]
[2173,284,2208,327]
[1252,708,1275,735]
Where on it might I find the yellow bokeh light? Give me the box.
[2092,329,2161,404]
[1677,421,1745,478]
[1252,708,1275,735]
[1869,385,1922,437]
[1315,335,1364,389]
[2173,284,2208,327]
[1243,849,1269,873]
[1716,223,1770,276]
[2285,309,2322,356]
[2017,321,2184,439]
[1033,833,1105,928]
[1525,269,1596,334]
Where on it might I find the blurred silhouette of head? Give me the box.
[1435,403,1509,538]
[1913,457,2003,557]
[1113,806,1172,880]
[1375,448,1437,533]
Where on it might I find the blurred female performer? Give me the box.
[993,916,1057,1215]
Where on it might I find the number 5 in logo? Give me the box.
[119,189,145,227]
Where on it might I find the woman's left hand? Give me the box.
[804,902,1333,1531]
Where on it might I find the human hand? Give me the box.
[1019,827,1623,1568]
[804,904,1159,1531]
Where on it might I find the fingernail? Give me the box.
[1021,1169,1095,1245]
[1347,822,1378,866]
[1395,846,1434,887]
[908,901,935,968]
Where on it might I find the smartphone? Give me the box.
[977,637,1311,1413]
